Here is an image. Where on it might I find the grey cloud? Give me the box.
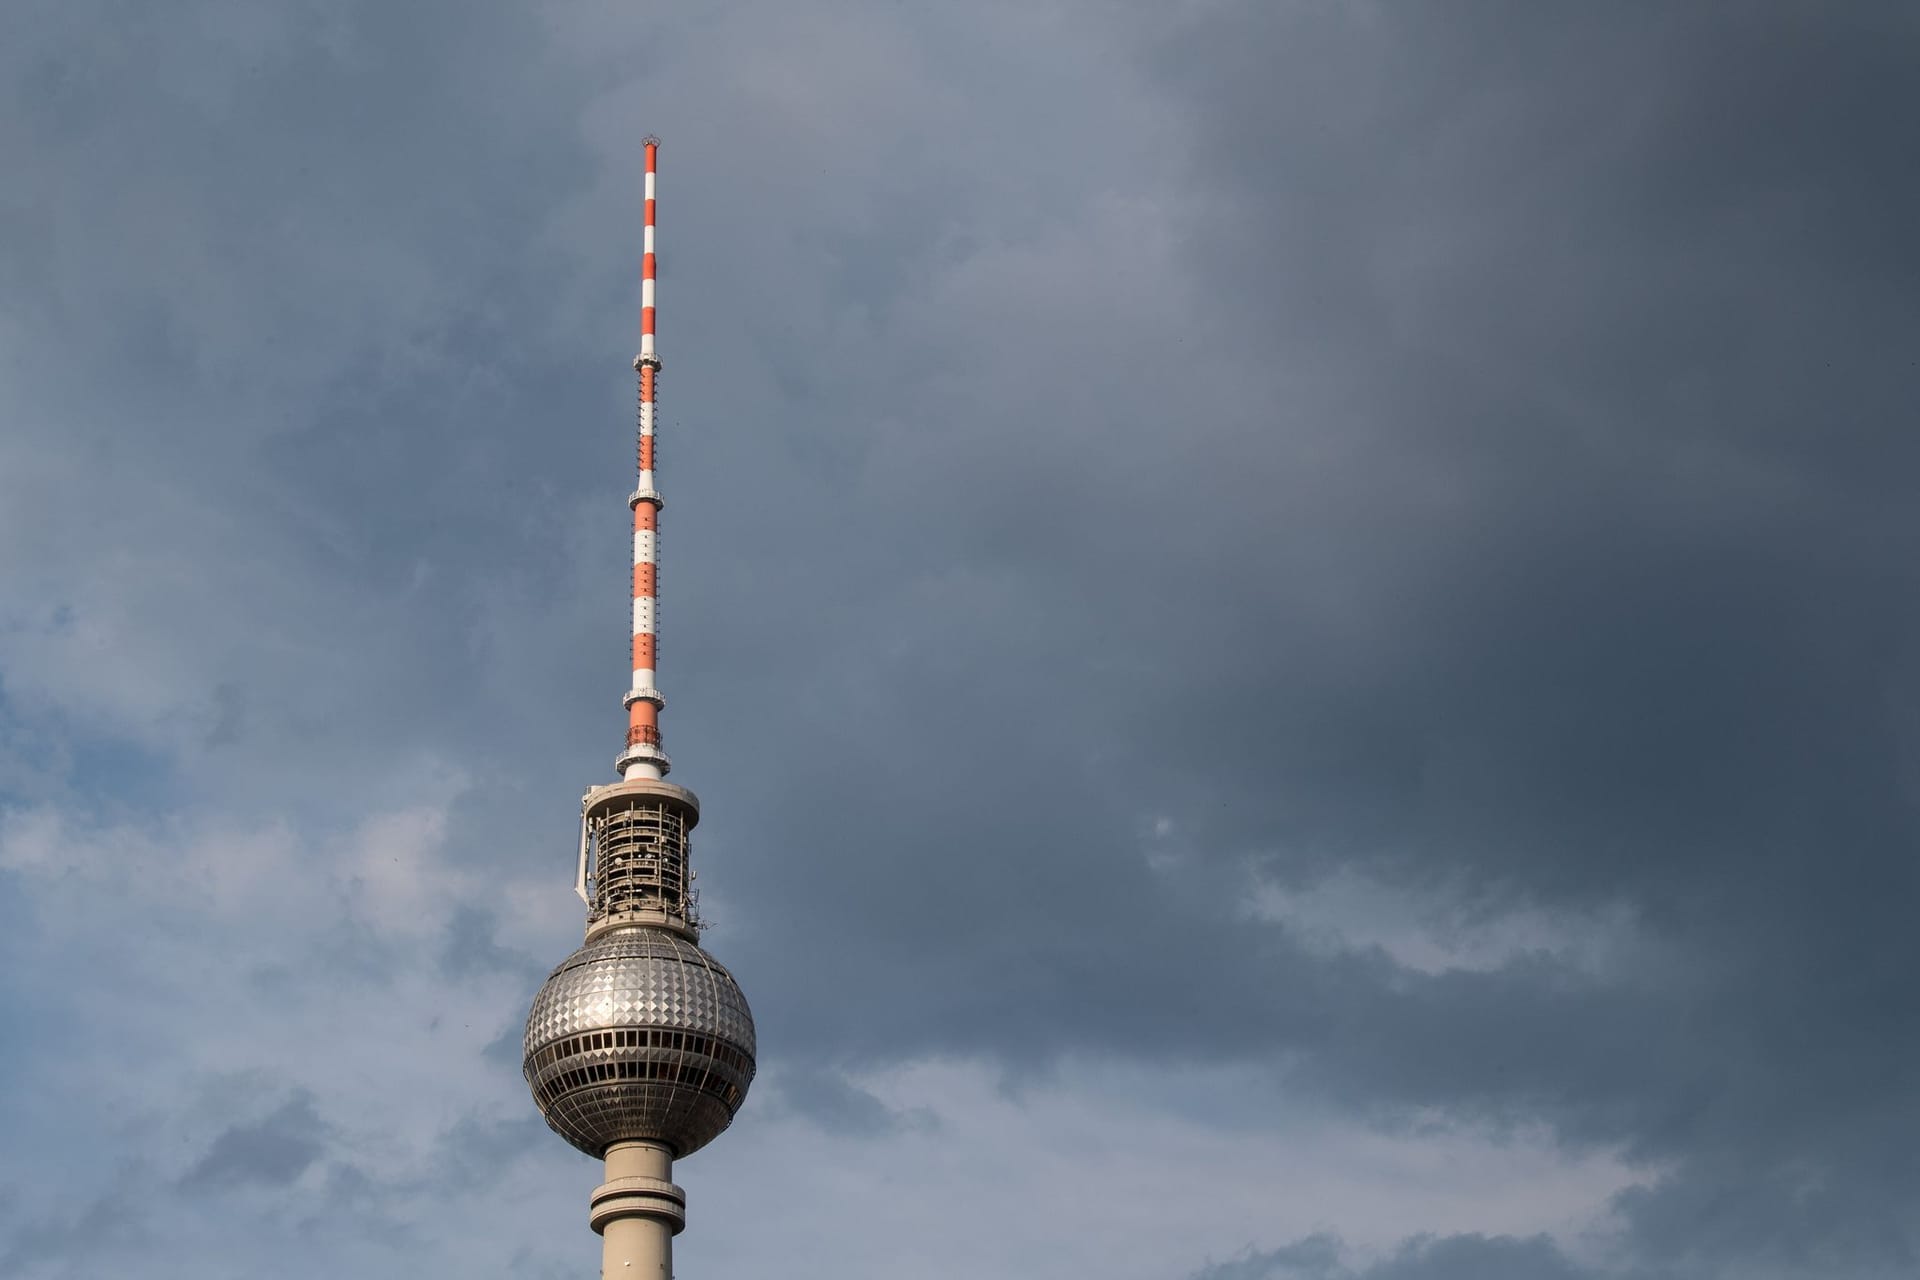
[1362,1234,1595,1280]
[0,0,609,823]
[1614,1157,1918,1279]
[483,1018,528,1070]
[1196,1235,1344,1280]
[440,905,537,980]
[767,1066,939,1139]
[428,1114,551,1192]
[1195,1233,1593,1280]
[0,1186,149,1276]
[180,1093,328,1189]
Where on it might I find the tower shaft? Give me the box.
[593,1141,683,1280]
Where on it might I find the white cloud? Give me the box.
[0,787,568,1273]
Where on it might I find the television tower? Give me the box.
[524,136,756,1280]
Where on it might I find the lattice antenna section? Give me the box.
[595,801,689,917]
[579,778,702,941]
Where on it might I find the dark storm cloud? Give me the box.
[1121,5,1920,1273]
[0,0,620,825]
[1138,0,1920,901]
[672,2,1920,1274]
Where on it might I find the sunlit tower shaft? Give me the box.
[524,136,756,1280]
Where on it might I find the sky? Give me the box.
[2,2,1916,1277]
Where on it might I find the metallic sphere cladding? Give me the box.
[524,927,757,1158]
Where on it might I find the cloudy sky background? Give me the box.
[3,2,1916,1277]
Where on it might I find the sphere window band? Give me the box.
[527,1027,754,1077]
[531,1059,747,1117]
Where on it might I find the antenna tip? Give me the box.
[642,134,662,149]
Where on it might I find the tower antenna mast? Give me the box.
[620,134,667,782]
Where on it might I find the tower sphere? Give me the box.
[524,927,757,1158]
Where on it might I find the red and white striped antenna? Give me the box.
[617,134,668,781]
